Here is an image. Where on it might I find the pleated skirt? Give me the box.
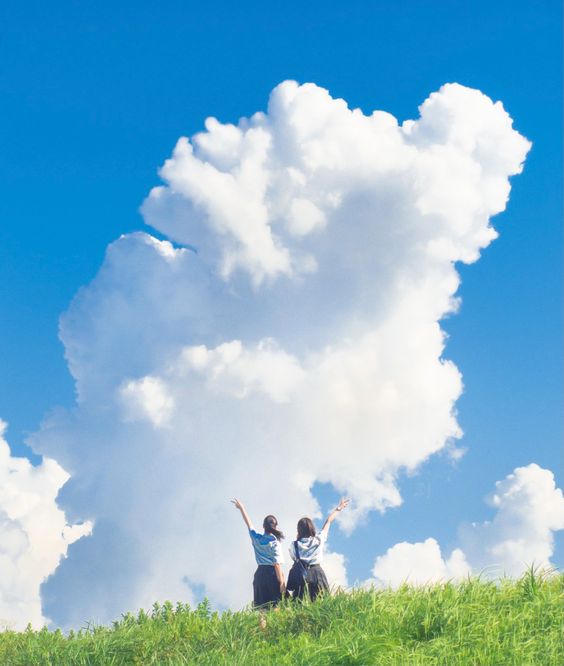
[253,565,282,608]
[293,564,330,601]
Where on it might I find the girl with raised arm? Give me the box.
[287,497,350,601]
[231,498,285,609]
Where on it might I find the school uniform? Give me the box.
[288,529,330,600]
[248,529,284,608]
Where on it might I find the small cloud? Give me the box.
[370,538,470,587]
[119,376,175,428]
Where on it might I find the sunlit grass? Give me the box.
[1,568,562,664]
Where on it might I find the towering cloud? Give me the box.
[21,81,530,627]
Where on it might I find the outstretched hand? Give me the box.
[336,497,350,512]
[231,498,254,530]
[322,497,351,532]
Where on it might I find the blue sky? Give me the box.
[0,0,562,624]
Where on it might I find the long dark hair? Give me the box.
[297,517,316,540]
[263,515,284,541]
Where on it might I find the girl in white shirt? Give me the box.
[288,497,350,600]
[231,498,286,609]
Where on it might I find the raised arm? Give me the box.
[231,498,255,532]
[321,497,350,536]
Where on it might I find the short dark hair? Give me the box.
[263,515,284,540]
[297,517,316,540]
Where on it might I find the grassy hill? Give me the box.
[1,570,562,665]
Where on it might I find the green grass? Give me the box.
[1,569,562,665]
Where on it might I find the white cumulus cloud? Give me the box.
[369,463,564,587]
[0,421,91,630]
[120,376,175,427]
[19,80,531,628]
[322,550,349,590]
[371,538,470,587]
[177,339,305,403]
[459,463,564,576]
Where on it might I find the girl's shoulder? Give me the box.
[250,529,277,544]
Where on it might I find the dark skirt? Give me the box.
[253,565,282,608]
[291,564,329,601]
